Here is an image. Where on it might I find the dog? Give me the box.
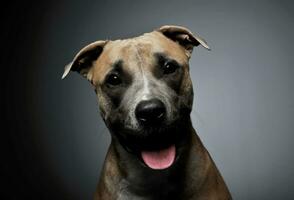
[62,25,232,200]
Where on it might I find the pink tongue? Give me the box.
[141,145,176,170]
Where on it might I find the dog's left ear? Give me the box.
[62,40,108,80]
[157,25,210,56]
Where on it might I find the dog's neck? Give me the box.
[96,119,226,199]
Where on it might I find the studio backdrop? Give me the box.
[2,0,294,199]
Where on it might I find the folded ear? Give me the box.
[156,25,210,55]
[62,40,108,80]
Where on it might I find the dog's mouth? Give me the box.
[141,144,176,170]
[114,130,180,170]
[109,116,190,170]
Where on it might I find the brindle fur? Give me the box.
[63,25,232,200]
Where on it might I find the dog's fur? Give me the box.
[63,25,231,200]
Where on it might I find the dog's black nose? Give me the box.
[135,99,166,125]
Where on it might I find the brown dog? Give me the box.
[62,25,232,200]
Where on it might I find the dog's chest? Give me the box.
[116,180,149,200]
[116,178,181,200]
[117,192,149,200]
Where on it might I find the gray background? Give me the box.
[3,0,294,199]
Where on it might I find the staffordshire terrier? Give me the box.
[62,25,232,200]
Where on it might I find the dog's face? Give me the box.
[63,25,209,164]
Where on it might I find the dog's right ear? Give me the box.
[62,40,108,80]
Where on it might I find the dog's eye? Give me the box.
[105,73,122,86]
[162,61,179,74]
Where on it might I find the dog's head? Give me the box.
[63,25,209,168]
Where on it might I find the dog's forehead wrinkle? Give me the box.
[112,59,123,69]
[94,31,188,83]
